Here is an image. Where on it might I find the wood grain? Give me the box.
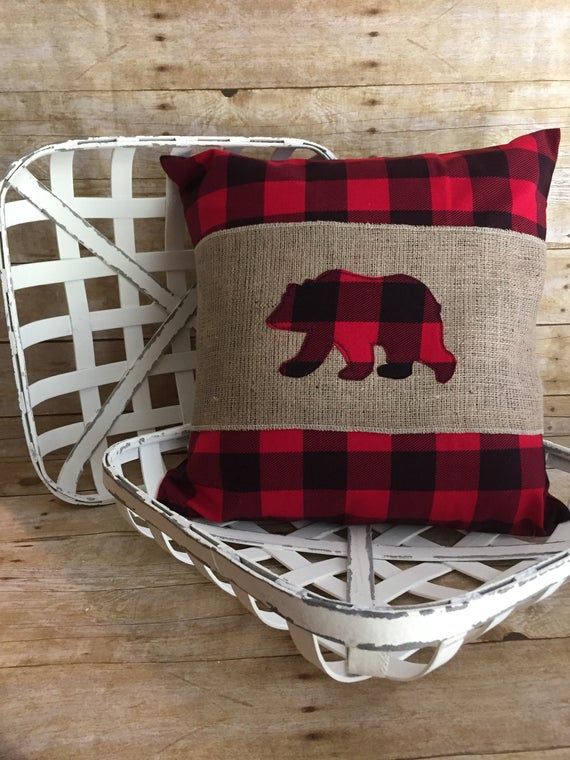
[1,84,568,148]
[0,645,569,760]
[1,1,569,756]
[0,494,569,760]
[1,86,568,238]
[2,1,569,92]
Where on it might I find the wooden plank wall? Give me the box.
[0,2,569,758]
[0,0,568,491]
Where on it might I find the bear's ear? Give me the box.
[281,282,298,299]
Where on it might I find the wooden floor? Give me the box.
[0,469,569,759]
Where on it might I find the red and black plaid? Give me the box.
[161,129,560,245]
[266,269,456,383]
[157,431,567,537]
[158,129,568,535]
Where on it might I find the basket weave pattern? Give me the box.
[2,135,569,681]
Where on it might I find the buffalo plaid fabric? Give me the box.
[266,269,456,383]
[161,129,559,245]
[157,431,567,536]
[158,129,568,536]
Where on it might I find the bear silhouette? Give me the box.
[266,269,456,383]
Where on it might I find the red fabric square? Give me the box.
[191,431,221,453]
[430,490,478,527]
[429,175,473,212]
[345,490,390,521]
[348,431,392,452]
[347,178,390,211]
[264,180,306,217]
[261,489,304,519]
[509,178,539,221]
[436,433,481,452]
[259,429,304,453]
[196,188,227,238]
[512,488,547,534]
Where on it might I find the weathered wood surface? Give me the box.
[2,88,569,238]
[1,483,569,760]
[1,0,569,757]
[1,1,569,91]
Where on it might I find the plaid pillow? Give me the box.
[159,130,568,536]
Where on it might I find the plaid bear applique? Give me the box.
[266,269,457,383]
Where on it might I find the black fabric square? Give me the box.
[305,209,349,222]
[226,154,266,185]
[479,449,521,491]
[465,150,510,178]
[537,152,556,198]
[260,453,303,490]
[305,178,348,212]
[385,156,430,178]
[387,490,435,521]
[222,489,262,520]
[220,452,260,492]
[380,281,426,323]
[390,210,433,225]
[391,451,436,491]
[305,161,347,181]
[292,281,339,322]
[227,216,264,228]
[304,451,347,490]
[472,210,512,231]
[303,489,347,520]
[219,430,261,453]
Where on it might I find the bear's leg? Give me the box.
[377,327,416,380]
[338,360,375,381]
[334,327,375,380]
[418,321,457,383]
[377,362,414,379]
[427,360,456,384]
[279,329,333,378]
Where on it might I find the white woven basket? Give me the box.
[2,135,569,682]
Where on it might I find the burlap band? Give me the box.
[192,222,546,434]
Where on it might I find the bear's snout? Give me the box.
[266,283,299,330]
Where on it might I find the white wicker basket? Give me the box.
[2,135,569,682]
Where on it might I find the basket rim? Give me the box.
[0,134,337,196]
[102,425,570,649]
[0,135,336,505]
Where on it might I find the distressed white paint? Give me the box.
[2,135,569,681]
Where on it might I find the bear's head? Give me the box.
[267,271,341,332]
[266,282,301,331]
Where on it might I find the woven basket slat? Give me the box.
[2,135,568,681]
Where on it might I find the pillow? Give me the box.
[158,130,568,536]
